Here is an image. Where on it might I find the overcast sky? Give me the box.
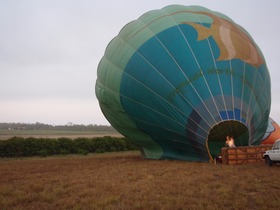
[1,0,280,125]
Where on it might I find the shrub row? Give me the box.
[0,136,138,157]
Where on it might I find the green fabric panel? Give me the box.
[96,19,164,158]
[96,80,163,159]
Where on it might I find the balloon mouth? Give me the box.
[206,120,249,161]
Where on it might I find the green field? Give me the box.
[0,129,122,140]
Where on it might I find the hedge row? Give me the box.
[0,136,139,157]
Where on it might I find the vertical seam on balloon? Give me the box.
[185,6,223,124]
[249,71,270,144]
[153,34,217,125]
[240,62,246,124]
[246,67,259,145]
[208,36,229,120]
[205,38,228,121]
[230,60,235,120]
[245,67,258,125]
[230,61,241,141]
[228,60,235,138]
[165,8,219,126]
[176,24,219,125]
[188,6,226,122]
[230,61,245,146]
[135,16,217,131]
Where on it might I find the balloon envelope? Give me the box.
[96,5,273,161]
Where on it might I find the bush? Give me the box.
[57,138,76,154]
[37,149,49,157]
[0,136,138,158]
[77,148,89,155]
[74,138,94,152]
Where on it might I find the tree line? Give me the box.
[0,136,138,157]
[0,122,116,132]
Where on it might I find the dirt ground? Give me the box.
[0,151,279,209]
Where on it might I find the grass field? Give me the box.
[0,129,123,140]
[0,151,279,209]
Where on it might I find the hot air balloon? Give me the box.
[96,5,276,162]
[261,118,280,145]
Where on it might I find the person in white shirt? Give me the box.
[226,136,236,147]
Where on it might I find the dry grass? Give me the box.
[0,151,279,210]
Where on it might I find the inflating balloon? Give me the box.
[261,118,280,145]
[96,5,277,161]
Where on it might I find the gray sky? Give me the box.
[1,0,280,125]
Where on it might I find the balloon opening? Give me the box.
[207,120,249,160]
